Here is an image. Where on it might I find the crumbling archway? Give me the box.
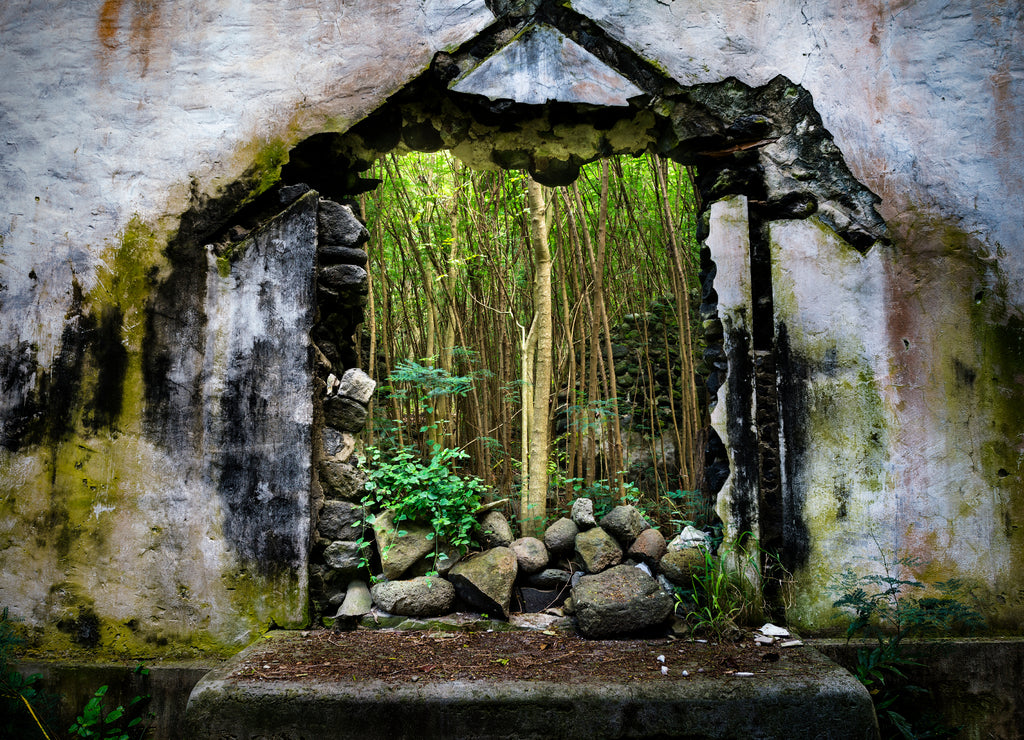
[192,9,888,623]
[137,4,890,629]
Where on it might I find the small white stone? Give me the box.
[667,525,711,551]
[657,654,665,663]
[682,670,689,677]
[661,666,669,675]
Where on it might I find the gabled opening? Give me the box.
[143,6,889,623]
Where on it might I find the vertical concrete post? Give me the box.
[706,196,760,549]
[770,217,889,627]
[202,191,318,630]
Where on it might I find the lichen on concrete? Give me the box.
[769,217,892,629]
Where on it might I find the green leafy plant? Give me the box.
[1,607,56,739]
[363,443,488,557]
[676,534,764,639]
[548,473,641,523]
[68,666,152,740]
[832,552,985,739]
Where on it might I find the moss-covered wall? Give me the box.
[0,0,1021,651]
[0,192,318,657]
[0,0,493,657]
[880,210,1024,631]
[769,218,891,629]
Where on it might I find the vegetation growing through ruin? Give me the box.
[832,552,985,739]
[360,151,707,531]
[1,607,55,738]
[1,607,153,739]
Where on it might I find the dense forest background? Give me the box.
[356,152,711,535]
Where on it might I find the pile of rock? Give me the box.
[330,496,711,639]
[311,376,377,618]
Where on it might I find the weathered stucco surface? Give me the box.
[770,218,891,627]
[0,0,1022,649]
[706,196,757,543]
[0,0,494,654]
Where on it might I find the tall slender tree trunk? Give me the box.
[522,176,553,537]
[592,162,626,498]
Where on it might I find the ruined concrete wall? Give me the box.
[0,0,1021,650]
[0,0,492,654]
[585,0,1023,629]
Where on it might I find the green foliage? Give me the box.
[364,353,493,562]
[363,444,488,555]
[675,534,763,639]
[388,358,476,408]
[1,607,57,739]
[647,488,703,532]
[832,552,985,739]
[68,665,152,740]
[548,473,640,522]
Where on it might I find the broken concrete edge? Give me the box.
[183,632,878,739]
[810,637,1024,740]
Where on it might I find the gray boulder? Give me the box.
[319,245,368,266]
[318,500,365,540]
[318,200,370,247]
[319,460,366,501]
[371,576,455,617]
[571,564,674,638]
[406,539,462,578]
[373,510,437,581]
[333,579,373,623]
[627,527,667,566]
[600,505,648,547]
[575,526,622,573]
[570,498,597,529]
[509,537,549,575]
[659,548,707,587]
[527,568,572,589]
[322,428,357,463]
[323,541,363,577]
[324,395,368,433]
[478,510,513,548]
[448,547,518,619]
[337,368,376,405]
[543,517,578,555]
[319,263,368,293]
[667,525,712,551]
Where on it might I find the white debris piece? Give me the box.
[757,623,791,638]
[661,666,669,675]
[780,639,804,648]
[754,634,775,645]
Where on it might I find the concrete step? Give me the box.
[185,631,878,739]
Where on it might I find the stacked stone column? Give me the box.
[309,198,377,620]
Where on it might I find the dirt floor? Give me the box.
[232,628,814,684]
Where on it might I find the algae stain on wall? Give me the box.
[0,210,283,656]
[769,217,894,630]
[883,211,1024,629]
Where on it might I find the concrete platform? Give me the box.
[185,632,879,739]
